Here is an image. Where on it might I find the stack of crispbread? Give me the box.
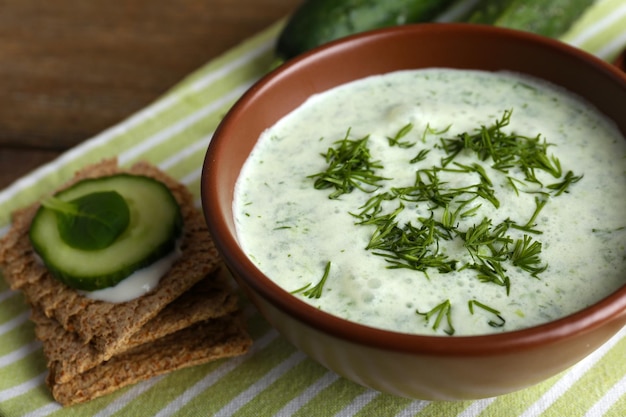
[0,159,252,406]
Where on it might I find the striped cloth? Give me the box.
[1,0,625,415]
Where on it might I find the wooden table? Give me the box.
[0,0,300,189]
[1,1,624,191]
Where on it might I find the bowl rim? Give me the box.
[202,23,626,356]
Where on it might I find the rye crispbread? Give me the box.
[0,159,252,406]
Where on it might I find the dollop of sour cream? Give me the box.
[79,242,182,303]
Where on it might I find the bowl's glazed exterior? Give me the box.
[202,23,626,400]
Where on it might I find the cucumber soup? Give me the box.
[233,68,626,336]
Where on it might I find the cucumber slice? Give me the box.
[29,174,183,291]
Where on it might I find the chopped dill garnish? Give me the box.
[306,110,583,335]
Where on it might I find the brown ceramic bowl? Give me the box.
[615,47,626,72]
[201,24,626,400]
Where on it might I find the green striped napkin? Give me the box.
[1,0,625,415]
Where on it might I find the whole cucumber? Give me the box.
[276,0,457,60]
[464,0,517,25]
[487,0,595,38]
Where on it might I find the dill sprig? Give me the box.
[510,196,548,234]
[462,217,512,263]
[547,170,583,196]
[410,148,431,164]
[469,260,511,294]
[420,123,452,143]
[291,261,332,299]
[386,123,416,148]
[441,197,479,229]
[308,129,388,199]
[392,168,456,206]
[416,299,455,335]
[510,235,548,277]
[468,300,506,328]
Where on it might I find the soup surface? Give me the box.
[234,68,626,336]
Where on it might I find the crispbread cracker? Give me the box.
[48,314,252,406]
[0,159,253,406]
[35,266,241,384]
[0,159,221,357]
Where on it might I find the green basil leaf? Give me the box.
[42,191,130,250]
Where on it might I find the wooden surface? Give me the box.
[1,1,624,191]
[0,0,300,189]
